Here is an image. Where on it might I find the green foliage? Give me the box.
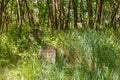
[0,26,120,80]
[0,0,120,79]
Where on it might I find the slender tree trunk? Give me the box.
[0,0,4,32]
[60,1,65,29]
[17,0,22,37]
[65,0,71,29]
[94,0,98,30]
[52,0,57,29]
[0,7,3,32]
[96,0,104,30]
[0,0,9,33]
[47,0,51,28]
[81,0,85,26]
[55,0,61,30]
[24,0,35,27]
[111,2,120,30]
[10,0,14,24]
[71,0,78,28]
[86,0,93,29]
[47,0,53,29]
[52,0,61,30]
[80,0,83,23]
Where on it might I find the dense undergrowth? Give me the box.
[0,25,120,80]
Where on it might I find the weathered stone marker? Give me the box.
[40,45,57,64]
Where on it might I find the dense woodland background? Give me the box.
[0,0,120,80]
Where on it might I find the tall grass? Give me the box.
[0,26,120,80]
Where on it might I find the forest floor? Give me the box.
[0,27,120,80]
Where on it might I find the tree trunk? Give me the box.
[94,0,98,30]
[52,0,61,30]
[17,0,22,37]
[65,0,71,29]
[60,1,65,29]
[24,0,35,27]
[71,0,78,28]
[0,0,4,33]
[111,2,120,30]
[56,0,61,30]
[80,0,83,23]
[87,0,93,29]
[52,0,57,29]
[0,0,9,33]
[47,0,54,29]
[47,0,51,28]
[0,6,3,32]
[96,0,104,30]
